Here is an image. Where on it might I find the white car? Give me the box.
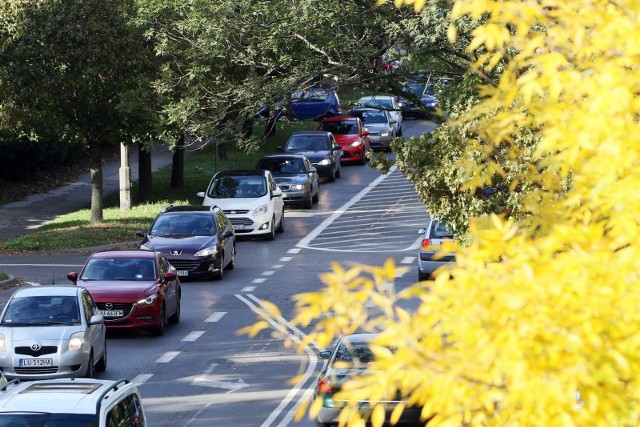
[356,95,403,136]
[0,377,146,426]
[197,169,285,240]
[0,285,107,380]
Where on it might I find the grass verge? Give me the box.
[0,120,316,253]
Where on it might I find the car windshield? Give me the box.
[291,89,329,102]
[80,258,156,281]
[258,158,305,175]
[332,340,380,369]
[350,110,387,124]
[151,214,215,237]
[207,176,267,199]
[285,136,330,151]
[0,413,98,426]
[358,98,393,109]
[319,121,357,135]
[1,295,80,326]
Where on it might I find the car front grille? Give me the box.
[229,218,254,227]
[223,209,249,215]
[15,346,57,357]
[168,259,202,270]
[14,366,58,375]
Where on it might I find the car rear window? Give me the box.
[430,221,454,239]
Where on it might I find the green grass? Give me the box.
[0,120,317,253]
[0,271,9,281]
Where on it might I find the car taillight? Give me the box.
[318,377,333,394]
[421,238,431,249]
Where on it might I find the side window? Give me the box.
[81,291,93,320]
[106,393,146,427]
[268,175,276,191]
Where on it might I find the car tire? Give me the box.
[151,304,166,336]
[95,340,107,372]
[168,294,181,324]
[312,188,319,203]
[215,262,224,280]
[277,211,285,233]
[304,195,313,209]
[265,216,276,240]
[359,152,366,165]
[85,352,95,378]
[226,245,236,270]
[328,168,336,183]
[397,126,403,137]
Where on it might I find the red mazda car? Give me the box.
[67,250,181,336]
[318,116,371,165]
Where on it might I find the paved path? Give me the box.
[0,143,174,241]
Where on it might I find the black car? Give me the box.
[256,154,320,209]
[136,205,236,281]
[277,131,342,182]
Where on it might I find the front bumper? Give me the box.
[0,343,90,380]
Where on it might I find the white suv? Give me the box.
[0,377,147,426]
[197,169,285,240]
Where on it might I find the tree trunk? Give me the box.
[243,117,253,138]
[138,142,152,203]
[89,141,103,224]
[265,115,277,138]
[170,134,185,189]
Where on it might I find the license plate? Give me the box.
[282,192,288,198]
[19,358,53,367]
[100,310,124,317]
[233,224,245,230]
[177,270,189,277]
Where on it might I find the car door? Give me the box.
[303,156,319,196]
[157,255,177,316]
[215,210,234,268]
[267,172,284,224]
[329,134,341,169]
[82,290,105,359]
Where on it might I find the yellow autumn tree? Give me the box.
[243,1,640,425]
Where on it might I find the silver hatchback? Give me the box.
[417,218,456,280]
[0,285,107,380]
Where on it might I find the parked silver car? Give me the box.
[417,218,456,280]
[0,285,107,380]
[356,95,403,136]
[347,107,397,151]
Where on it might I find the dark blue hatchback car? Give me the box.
[290,88,341,121]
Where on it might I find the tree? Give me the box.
[242,0,640,426]
[0,0,158,222]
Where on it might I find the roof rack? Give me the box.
[95,379,131,415]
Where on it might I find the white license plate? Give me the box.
[100,310,124,317]
[177,270,189,277]
[233,224,245,230]
[19,358,53,367]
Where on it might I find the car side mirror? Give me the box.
[67,272,79,284]
[164,272,177,282]
[89,314,104,325]
[136,230,146,238]
[362,128,370,135]
[418,228,426,235]
[309,166,317,174]
[222,230,234,238]
[318,350,332,360]
[272,187,283,198]
[196,191,205,198]
[332,144,341,150]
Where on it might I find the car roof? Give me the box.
[289,131,332,137]
[320,116,359,122]
[160,205,216,213]
[89,249,157,260]
[0,378,136,414]
[213,169,268,177]
[357,95,395,100]
[10,285,81,298]
[259,154,309,160]
[338,333,377,344]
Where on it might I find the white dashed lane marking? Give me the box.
[156,351,180,363]
[205,312,227,323]
[132,374,153,385]
[182,331,205,342]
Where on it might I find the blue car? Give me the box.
[289,88,341,121]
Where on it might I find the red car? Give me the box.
[318,116,371,165]
[67,250,181,336]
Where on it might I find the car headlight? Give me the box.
[195,246,218,257]
[349,140,363,148]
[137,294,158,305]
[140,244,151,250]
[380,131,390,138]
[0,334,5,352]
[317,159,331,166]
[290,184,305,190]
[252,204,268,216]
[68,332,85,351]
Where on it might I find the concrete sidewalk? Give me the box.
[0,143,174,242]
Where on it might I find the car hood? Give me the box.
[362,123,390,133]
[77,281,158,302]
[273,175,308,185]
[0,326,79,343]
[211,198,269,210]
[333,134,359,145]
[144,235,217,252]
[288,150,331,162]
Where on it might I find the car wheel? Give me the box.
[214,257,224,280]
[312,188,319,203]
[397,126,403,137]
[226,244,236,270]
[85,352,95,378]
[95,340,107,372]
[265,216,276,240]
[276,210,285,233]
[359,151,366,165]
[151,304,166,336]
[168,294,181,324]
[304,195,313,209]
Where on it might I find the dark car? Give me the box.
[317,116,372,165]
[277,131,342,182]
[256,154,319,209]
[289,88,341,121]
[67,250,181,337]
[315,333,423,426]
[398,81,444,119]
[136,205,236,281]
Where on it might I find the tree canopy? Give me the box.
[243,0,640,426]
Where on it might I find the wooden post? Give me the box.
[119,142,131,211]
